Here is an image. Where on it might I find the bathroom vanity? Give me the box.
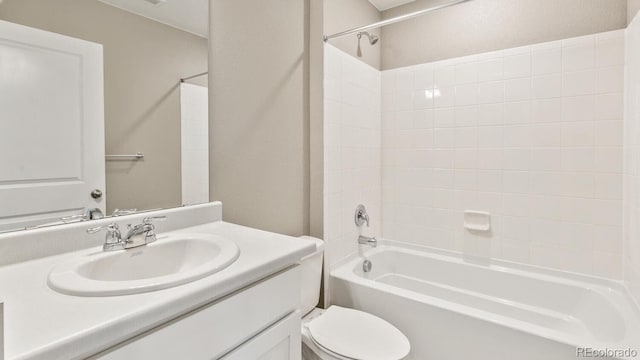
[0,202,314,360]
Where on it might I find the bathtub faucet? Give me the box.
[358,235,377,248]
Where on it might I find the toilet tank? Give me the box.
[299,236,324,316]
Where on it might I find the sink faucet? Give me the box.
[358,235,377,248]
[61,208,104,223]
[124,216,166,248]
[87,216,167,252]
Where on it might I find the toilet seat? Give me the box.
[306,306,410,360]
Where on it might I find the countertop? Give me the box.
[0,221,315,360]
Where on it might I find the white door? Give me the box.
[0,20,105,231]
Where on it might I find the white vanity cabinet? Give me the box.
[90,267,301,360]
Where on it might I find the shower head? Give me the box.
[358,31,379,45]
[356,31,379,58]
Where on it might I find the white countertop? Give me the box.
[0,220,315,360]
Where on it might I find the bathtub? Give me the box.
[330,240,640,360]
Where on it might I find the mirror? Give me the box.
[0,0,210,232]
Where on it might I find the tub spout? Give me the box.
[358,235,377,248]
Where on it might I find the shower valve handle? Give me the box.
[355,204,370,227]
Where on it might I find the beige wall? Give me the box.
[381,0,627,69]
[324,0,382,69]
[630,0,640,23]
[209,0,307,236]
[310,0,325,239]
[0,0,208,214]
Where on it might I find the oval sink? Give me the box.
[48,233,240,296]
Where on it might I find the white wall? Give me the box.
[380,31,625,278]
[624,14,640,301]
[324,44,382,267]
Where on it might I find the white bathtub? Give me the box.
[330,240,640,360]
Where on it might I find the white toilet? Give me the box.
[299,236,410,360]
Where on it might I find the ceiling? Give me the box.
[367,0,417,11]
[97,0,208,38]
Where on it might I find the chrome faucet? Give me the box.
[124,216,166,248]
[61,208,104,223]
[112,208,137,217]
[87,216,166,252]
[358,235,377,248]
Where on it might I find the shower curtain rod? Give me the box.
[323,0,472,42]
[180,71,208,82]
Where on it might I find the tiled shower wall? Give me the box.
[381,31,625,278]
[625,16,640,301]
[324,44,382,267]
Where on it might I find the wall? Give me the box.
[324,0,382,69]
[310,0,325,239]
[630,0,640,24]
[324,44,382,266]
[381,0,627,70]
[0,0,208,213]
[382,30,625,277]
[624,12,640,301]
[209,0,307,236]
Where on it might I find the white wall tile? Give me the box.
[503,53,531,79]
[478,58,503,82]
[563,70,595,97]
[414,64,434,90]
[324,45,381,267]
[478,81,505,104]
[434,65,456,87]
[532,49,562,75]
[532,74,562,99]
[596,93,624,119]
[562,96,596,122]
[455,84,478,106]
[561,122,595,147]
[597,34,625,67]
[454,106,478,127]
[434,86,455,108]
[597,66,624,94]
[532,99,562,123]
[455,62,479,84]
[562,43,595,72]
[505,78,532,102]
[375,30,623,280]
[504,101,532,124]
[477,104,505,126]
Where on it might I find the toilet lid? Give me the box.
[307,306,410,360]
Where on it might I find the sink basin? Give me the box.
[48,233,240,296]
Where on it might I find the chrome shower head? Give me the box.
[356,31,378,58]
[358,31,379,45]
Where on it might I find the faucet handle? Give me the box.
[87,222,119,234]
[112,208,137,217]
[355,204,370,227]
[61,213,88,223]
[87,223,123,251]
[142,216,167,224]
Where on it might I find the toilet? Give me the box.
[299,236,410,360]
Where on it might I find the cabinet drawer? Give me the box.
[221,310,301,360]
[92,266,300,360]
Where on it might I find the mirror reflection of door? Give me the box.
[0,0,209,232]
[0,20,105,232]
